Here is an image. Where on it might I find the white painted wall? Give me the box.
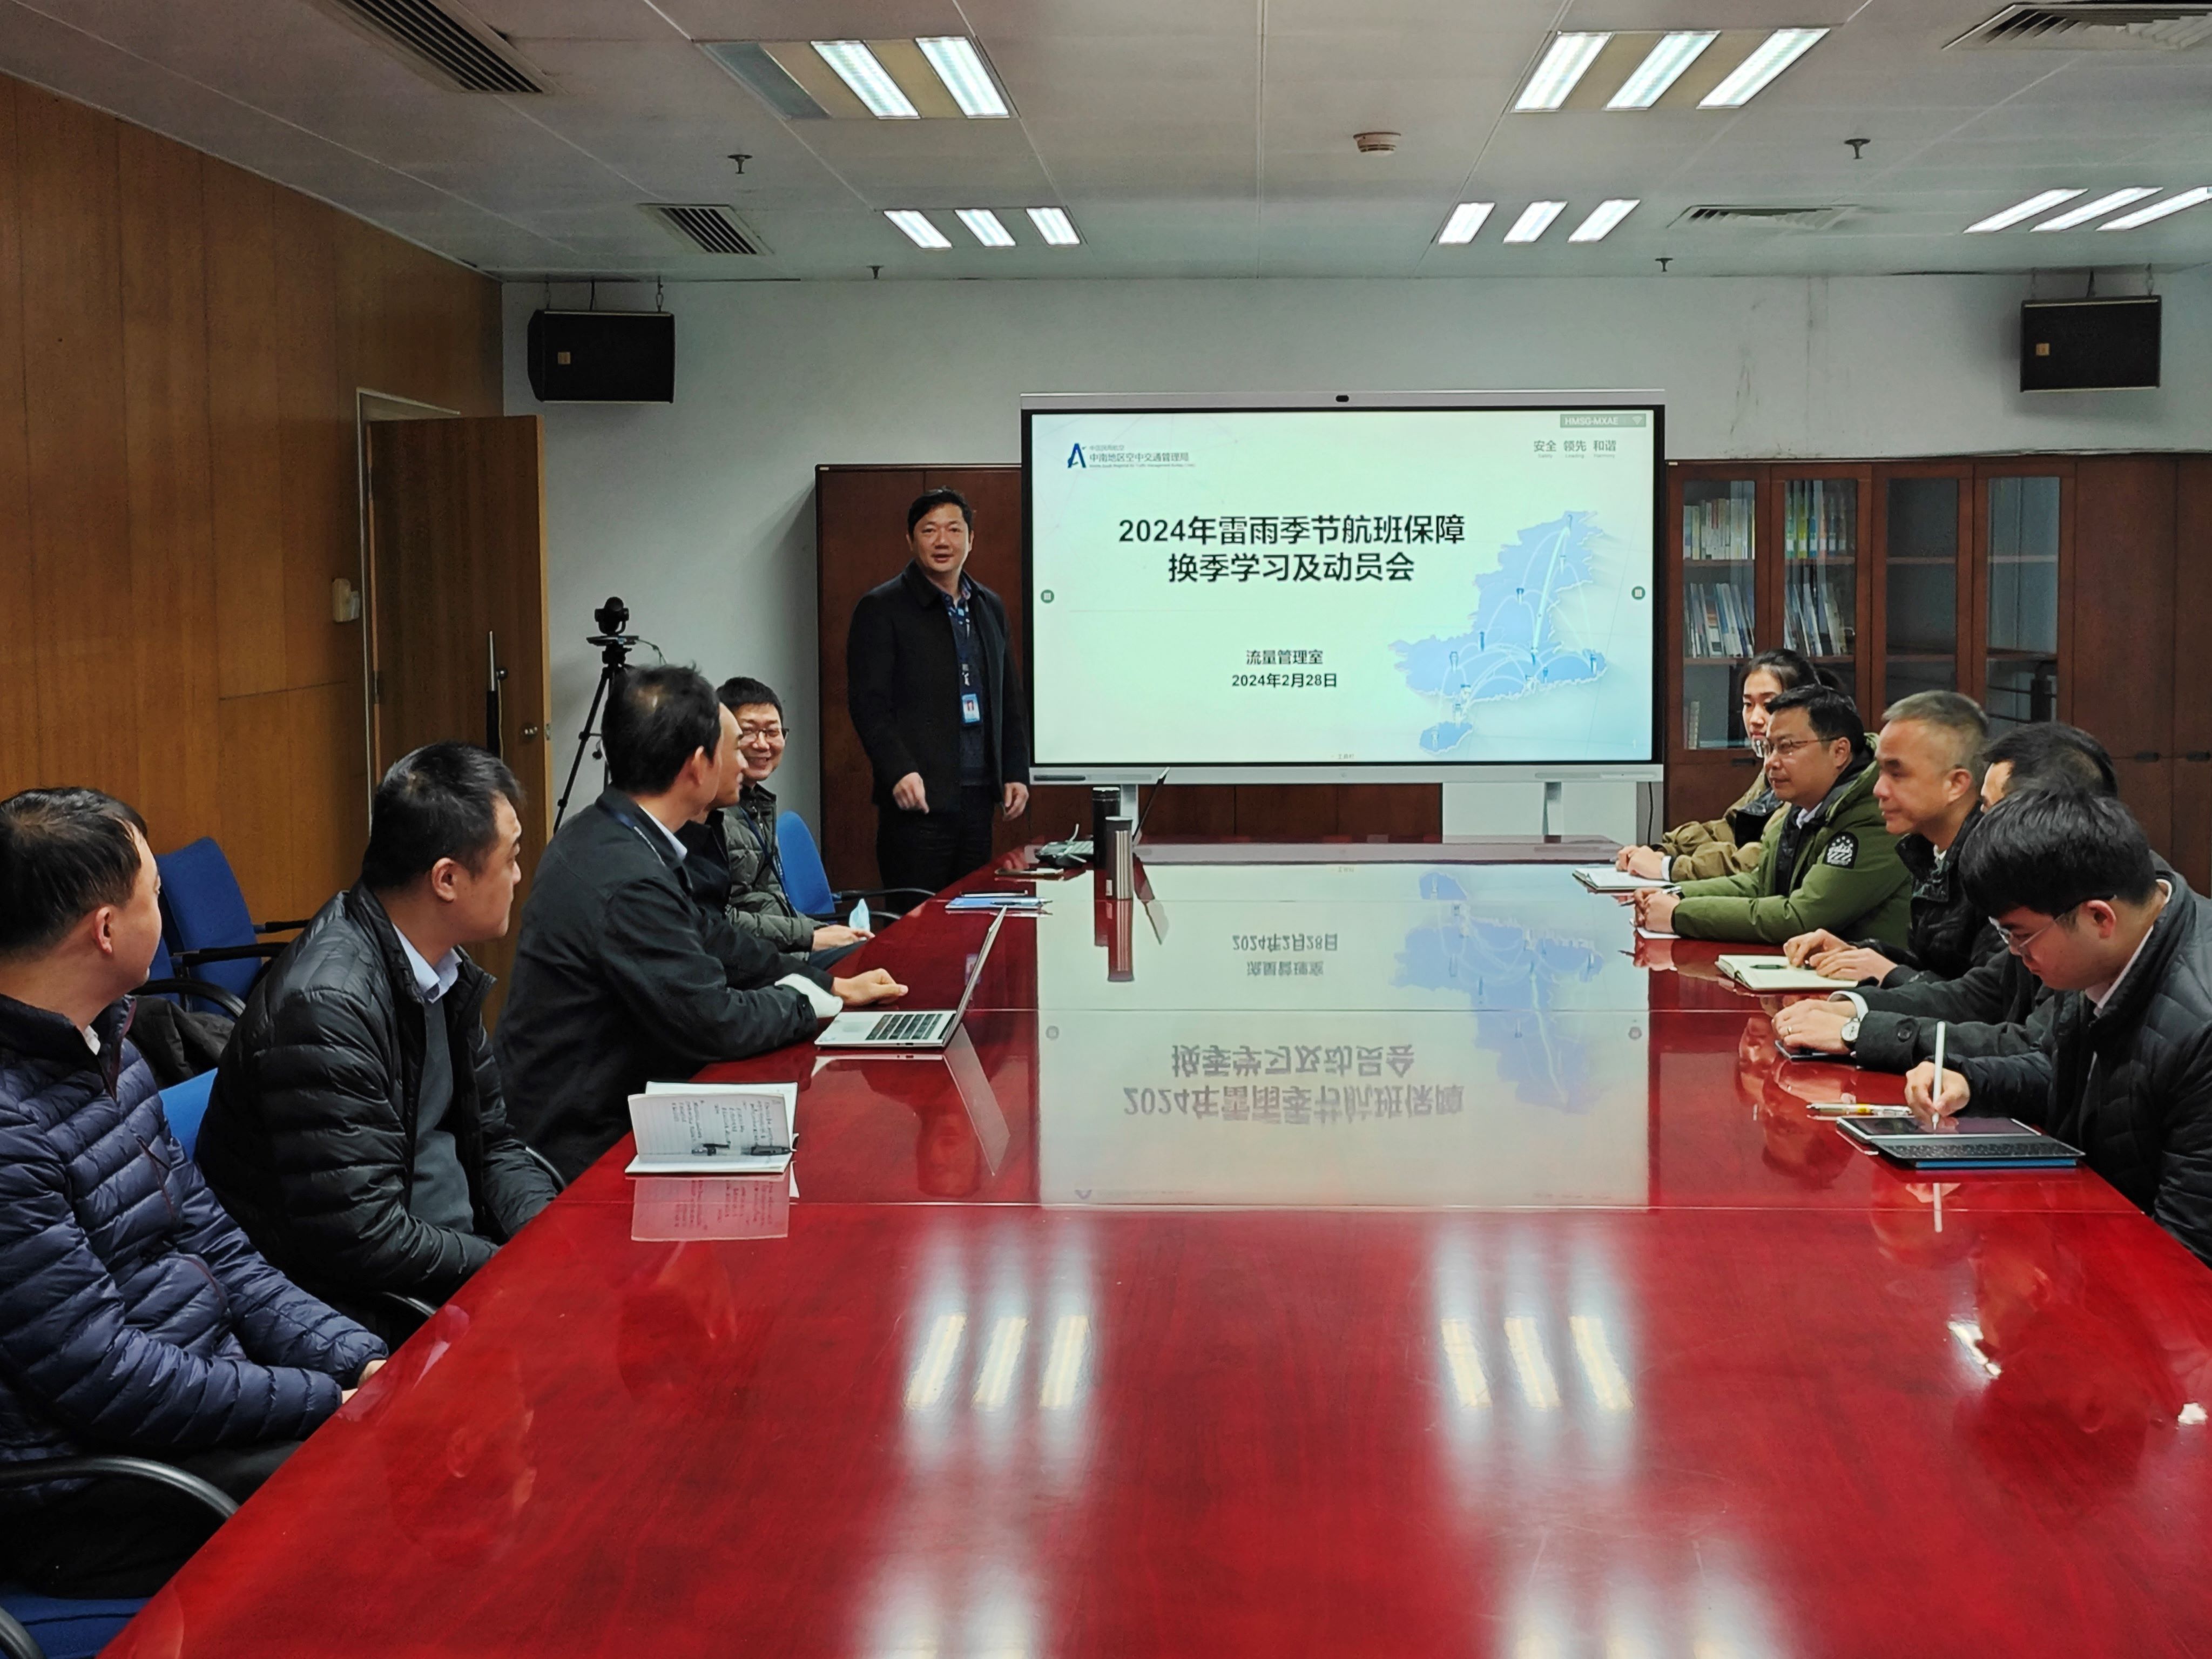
[504,272,2212,831]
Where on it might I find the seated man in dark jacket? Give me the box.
[198,744,558,1342]
[0,788,384,1596]
[500,666,906,1181]
[675,678,869,974]
[1773,720,2115,1070]
[1908,790,2212,1267]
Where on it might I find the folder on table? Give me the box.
[1717,954,1860,993]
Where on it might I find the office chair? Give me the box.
[0,1458,238,1659]
[154,840,310,1002]
[775,813,932,920]
[155,1073,218,1162]
[138,937,245,1022]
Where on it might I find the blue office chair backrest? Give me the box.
[0,1588,146,1659]
[777,813,836,916]
[156,839,261,1000]
[159,1071,218,1162]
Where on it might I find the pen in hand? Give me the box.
[1930,1020,1948,1123]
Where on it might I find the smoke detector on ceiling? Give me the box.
[1354,131,1401,154]
[1948,3,2212,50]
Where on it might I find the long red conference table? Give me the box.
[107,848,2212,1657]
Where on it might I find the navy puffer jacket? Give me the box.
[0,992,384,1489]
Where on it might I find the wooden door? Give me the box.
[2067,457,2174,851]
[365,414,550,1019]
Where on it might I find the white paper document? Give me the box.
[626,1083,798,1175]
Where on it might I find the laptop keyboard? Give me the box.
[866,1011,943,1043]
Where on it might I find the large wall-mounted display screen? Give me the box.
[1024,397,1661,774]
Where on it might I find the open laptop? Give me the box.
[816,909,1007,1050]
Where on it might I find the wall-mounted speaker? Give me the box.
[2020,296,2160,393]
[526,310,675,403]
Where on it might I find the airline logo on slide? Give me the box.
[1060,442,1191,470]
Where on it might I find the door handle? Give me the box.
[2133,751,2164,763]
[2187,752,2212,763]
[486,631,505,759]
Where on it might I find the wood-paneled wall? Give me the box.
[0,76,503,919]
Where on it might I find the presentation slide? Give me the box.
[1026,403,1658,768]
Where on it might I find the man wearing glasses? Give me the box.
[1636,685,1910,948]
[1770,720,2123,1069]
[694,677,871,972]
[1906,788,2212,1268]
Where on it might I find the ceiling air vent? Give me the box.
[1674,204,1857,231]
[644,204,769,257]
[1948,3,2212,49]
[318,0,547,92]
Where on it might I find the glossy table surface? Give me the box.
[110,855,2212,1658]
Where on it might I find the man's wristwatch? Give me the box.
[1839,1015,1862,1048]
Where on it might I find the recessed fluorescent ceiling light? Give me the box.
[1437,201,1494,244]
[917,36,1009,118]
[1608,33,1717,109]
[1964,188,2085,233]
[885,210,950,248]
[1700,28,1827,108]
[2033,187,2159,230]
[956,208,1015,247]
[1569,199,1640,241]
[1503,201,1566,243]
[813,41,918,118]
[1027,207,1081,245]
[2102,186,2212,229]
[1515,33,1609,111]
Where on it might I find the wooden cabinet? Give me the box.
[1668,453,2210,889]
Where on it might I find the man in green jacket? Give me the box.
[1636,685,1911,949]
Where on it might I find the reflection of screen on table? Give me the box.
[1025,402,1660,769]
[1034,864,1650,1208]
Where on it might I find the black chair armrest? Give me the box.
[522,1145,567,1192]
[0,1604,45,1659]
[834,886,936,906]
[0,1455,237,1522]
[379,1293,438,1321]
[174,941,288,969]
[137,976,246,1021]
[253,918,312,935]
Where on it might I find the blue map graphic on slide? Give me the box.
[1394,872,1609,1111]
[1391,512,1606,754]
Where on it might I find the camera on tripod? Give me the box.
[586,596,640,671]
[556,595,646,828]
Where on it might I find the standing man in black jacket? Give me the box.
[847,488,1031,896]
[1908,790,2212,1267]
[501,666,905,1179]
[198,744,558,1341]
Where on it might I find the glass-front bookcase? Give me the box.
[1668,459,2078,824]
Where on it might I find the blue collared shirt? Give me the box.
[395,929,462,1005]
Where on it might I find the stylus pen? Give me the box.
[1932,1021,1948,1116]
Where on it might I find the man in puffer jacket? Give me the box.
[199,744,556,1343]
[0,788,384,1596]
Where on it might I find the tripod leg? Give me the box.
[553,665,616,830]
